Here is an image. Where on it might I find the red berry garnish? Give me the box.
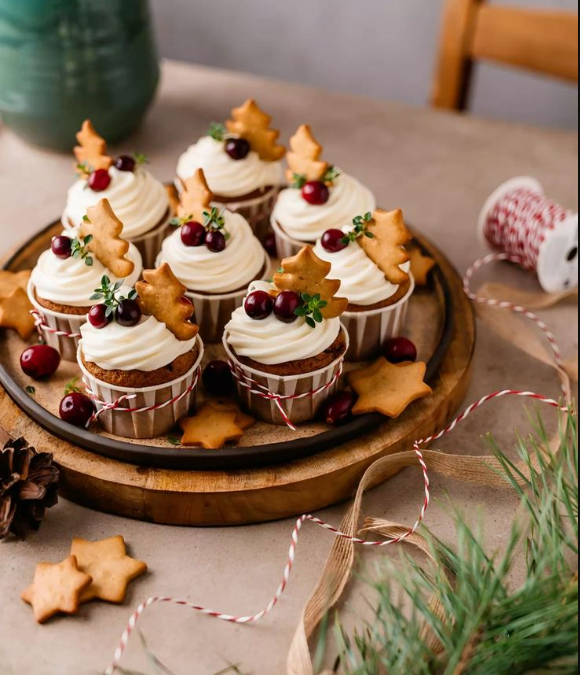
[181,221,206,247]
[51,235,73,259]
[321,391,357,426]
[88,169,112,192]
[321,229,348,253]
[203,360,234,396]
[206,231,227,253]
[225,138,251,161]
[263,231,278,258]
[302,181,330,206]
[273,290,301,323]
[116,299,142,327]
[20,345,61,380]
[88,304,112,330]
[244,290,274,320]
[384,337,418,364]
[115,155,136,172]
[59,393,95,428]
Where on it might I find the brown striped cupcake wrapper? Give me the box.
[78,337,205,440]
[223,327,349,427]
[28,281,85,362]
[270,218,311,259]
[341,277,415,362]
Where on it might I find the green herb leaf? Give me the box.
[25,386,36,395]
[291,173,307,190]
[64,377,82,396]
[208,122,227,142]
[166,435,182,446]
[134,152,150,166]
[305,316,316,329]
[323,166,341,184]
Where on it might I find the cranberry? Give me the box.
[116,299,142,327]
[20,345,61,380]
[206,231,227,253]
[115,155,136,172]
[51,235,72,259]
[321,391,357,426]
[273,290,301,323]
[59,393,95,428]
[225,138,251,161]
[244,290,274,320]
[181,221,206,247]
[384,337,418,364]
[88,169,112,192]
[321,229,348,253]
[302,181,330,206]
[88,304,113,330]
[263,231,278,258]
[203,360,234,396]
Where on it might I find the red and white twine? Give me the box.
[30,310,81,340]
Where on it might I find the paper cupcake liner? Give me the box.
[270,218,311,258]
[130,215,174,269]
[223,327,348,426]
[78,338,205,440]
[186,250,271,344]
[28,281,85,362]
[341,278,415,362]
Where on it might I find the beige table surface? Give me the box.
[0,60,578,675]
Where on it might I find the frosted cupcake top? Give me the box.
[176,99,286,199]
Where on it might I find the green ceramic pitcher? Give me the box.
[0,0,160,151]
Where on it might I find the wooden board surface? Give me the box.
[0,225,475,526]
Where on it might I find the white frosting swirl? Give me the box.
[272,172,376,243]
[80,315,198,372]
[31,243,142,308]
[225,281,342,366]
[63,167,170,239]
[156,211,267,294]
[176,136,284,198]
[314,231,410,306]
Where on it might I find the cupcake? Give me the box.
[224,246,349,426]
[78,264,204,440]
[62,120,173,267]
[314,209,415,361]
[157,169,270,344]
[272,125,376,258]
[29,199,143,362]
[176,99,285,241]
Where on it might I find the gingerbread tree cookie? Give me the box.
[74,120,113,175]
[286,125,330,184]
[136,264,199,341]
[274,246,348,324]
[226,99,286,162]
[81,200,135,279]
[359,209,412,286]
[178,169,214,222]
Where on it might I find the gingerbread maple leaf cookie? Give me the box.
[274,246,348,320]
[359,209,412,286]
[226,99,286,162]
[0,288,36,339]
[178,169,214,222]
[74,120,113,174]
[136,263,199,341]
[286,125,329,184]
[81,200,135,279]
[179,405,246,449]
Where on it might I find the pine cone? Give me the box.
[0,437,60,540]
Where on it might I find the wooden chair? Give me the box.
[432,0,579,111]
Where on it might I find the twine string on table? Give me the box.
[31,310,81,340]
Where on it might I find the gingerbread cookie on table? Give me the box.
[175,99,286,240]
[78,263,204,440]
[27,199,142,362]
[224,246,349,427]
[157,169,271,344]
[272,125,376,258]
[314,208,416,361]
[0,271,36,340]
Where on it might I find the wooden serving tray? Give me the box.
[0,222,475,525]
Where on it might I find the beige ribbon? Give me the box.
[287,283,576,675]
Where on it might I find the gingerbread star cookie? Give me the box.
[179,405,247,449]
[208,401,256,431]
[348,358,432,418]
[136,264,199,341]
[0,270,31,297]
[226,99,286,162]
[409,246,436,286]
[359,209,412,286]
[74,120,113,174]
[81,199,135,279]
[21,555,93,624]
[178,169,214,222]
[286,125,329,184]
[71,536,147,604]
[0,287,36,339]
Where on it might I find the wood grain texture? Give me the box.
[0,230,476,526]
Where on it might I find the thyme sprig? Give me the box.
[203,207,230,240]
[294,293,328,329]
[208,122,227,142]
[64,377,82,396]
[291,166,341,190]
[341,212,375,245]
[71,235,94,267]
[91,276,138,318]
[134,152,150,166]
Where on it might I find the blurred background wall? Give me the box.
[151,0,578,130]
